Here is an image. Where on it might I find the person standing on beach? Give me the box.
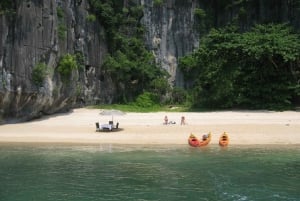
[164,116,168,125]
[180,116,186,125]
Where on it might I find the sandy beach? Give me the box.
[0,108,299,145]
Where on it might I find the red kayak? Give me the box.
[188,134,200,147]
[188,133,212,147]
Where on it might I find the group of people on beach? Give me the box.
[164,115,186,125]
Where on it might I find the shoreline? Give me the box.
[0,108,299,145]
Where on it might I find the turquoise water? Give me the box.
[0,144,299,201]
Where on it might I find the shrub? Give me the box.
[74,52,85,71]
[171,87,188,104]
[194,8,206,19]
[153,0,163,7]
[32,62,48,86]
[57,7,66,40]
[134,92,158,108]
[86,14,96,22]
[150,77,170,97]
[56,7,64,19]
[57,54,78,79]
[58,23,67,40]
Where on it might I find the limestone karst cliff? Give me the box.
[1,0,299,123]
[0,0,110,122]
[0,0,200,123]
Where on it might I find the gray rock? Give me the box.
[0,0,109,123]
[141,0,199,87]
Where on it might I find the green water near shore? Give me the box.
[0,144,299,201]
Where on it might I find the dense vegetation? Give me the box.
[177,0,300,110]
[87,0,300,110]
[88,0,170,104]
[179,24,300,110]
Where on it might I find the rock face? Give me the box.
[141,0,199,87]
[1,0,299,123]
[0,0,110,122]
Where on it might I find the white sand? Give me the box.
[0,108,299,145]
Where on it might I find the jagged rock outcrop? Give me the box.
[141,0,199,87]
[0,0,110,123]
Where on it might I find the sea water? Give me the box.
[0,144,299,201]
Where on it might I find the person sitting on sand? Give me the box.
[180,116,186,125]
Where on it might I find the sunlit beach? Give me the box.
[0,108,299,145]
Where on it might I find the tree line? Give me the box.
[179,24,300,110]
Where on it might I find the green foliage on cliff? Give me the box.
[57,54,78,79]
[58,23,67,40]
[86,14,96,22]
[153,0,164,7]
[194,8,206,18]
[32,63,48,87]
[57,7,67,40]
[88,0,169,103]
[0,1,15,15]
[179,24,300,110]
[0,0,14,13]
[0,1,11,9]
[56,7,64,19]
[102,48,168,102]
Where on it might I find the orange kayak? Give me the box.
[219,132,229,146]
[188,133,211,147]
